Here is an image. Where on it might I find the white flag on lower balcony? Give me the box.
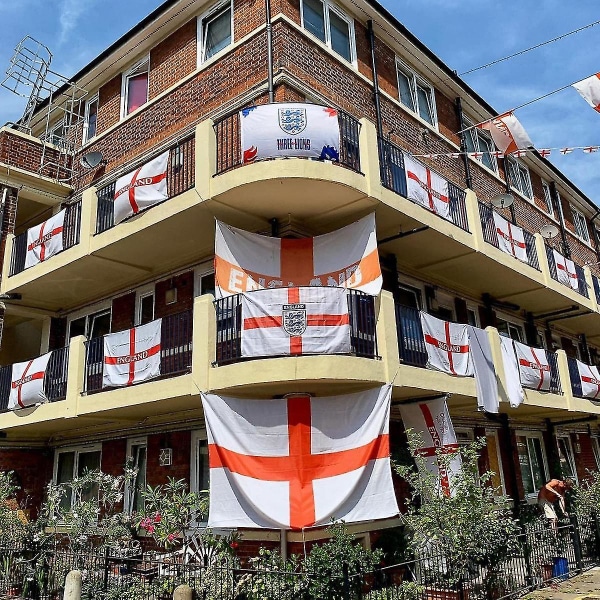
[102,319,162,387]
[499,336,524,408]
[25,209,66,269]
[492,212,528,263]
[514,340,551,392]
[8,351,53,409]
[576,359,600,400]
[241,287,351,357]
[113,151,169,225]
[403,154,450,219]
[201,386,398,529]
[552,249,579,291]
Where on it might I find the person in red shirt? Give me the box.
[537,478,574,529]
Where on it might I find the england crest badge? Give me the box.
[278,108,307,135]
[282,304,307,336]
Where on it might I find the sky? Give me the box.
[1,0,600,203]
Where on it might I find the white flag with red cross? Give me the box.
[573,74,600,113]
[403,153,450,219]
[514,340,551,392]
[201,386,398,529]
[492,211,528,263]
[113,151,169,225]
[576,359,600,400]
[552,249,579,291]
[215,214,382,298]
[399,397,461,497]
[8,351,53,409]
[420,312,473,377]
[476,112,533,154]
[102,319,162,388]
[241,287,351,357]
[25,209,66,269]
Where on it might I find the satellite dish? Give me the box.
[80,151,104,169]
[540,224,559,239]
[490,192,514,209]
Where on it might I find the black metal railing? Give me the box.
[213,107,362,175]
[9,201,82,276]
[568,356,584,398]
[546,350,562,394]
[84,311,193,394]
[546,246,589,298]
[478,202,540,270]
[593,274,600,305]
[395,303,428,368]
[95,135,195,234]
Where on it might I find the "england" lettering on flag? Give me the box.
[8,351,53,410]
[576,359,600,400]
[403,153,450,219]
[514,340,551,392]
[25,209,66,269]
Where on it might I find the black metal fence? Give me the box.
[593,274,600,305]
[545,246,589,298]
[395,303,427,368]
[546,351,562,394]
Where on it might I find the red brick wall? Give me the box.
[155,271,194,319]
[573,432,597,482]
[111,292,136,332]
[146,430,191,487]
[49,317,67,350]
[0,132,67,181]
[236,0,266,39]
[101,438,128,512]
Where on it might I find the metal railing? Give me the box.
[546,246,589,298]
[568,356,584,398]
[546,350,562,394]
[84,310,193,394]
[9,201,82,276]
[478,201,540,270]
[213,107,362,175]
[395,303,428,368]
[95,135,195,234]
[593,274,600,305]
[378,138,469,231]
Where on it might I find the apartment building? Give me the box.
[0,0,600,552]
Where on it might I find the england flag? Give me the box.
[514,341,551,392]
[25,209,66,269]
[553,249,578,291]
[576,359,600,400]
[493,211,528,263]
[403,154,450,219]
[8,351,53,409]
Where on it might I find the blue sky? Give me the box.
[1,0,600,203]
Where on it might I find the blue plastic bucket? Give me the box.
[552,556,568,580]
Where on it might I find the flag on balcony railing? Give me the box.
[113,151,169,225]
[399,396,461,497]
[575,359,600,400]
[215,214,382,297]
[201,386,398,529]
[492,212,528,263]
[476,112,533,154]
[499,336,524,408]
[102,319,162,387]
[25,209,66,269]
[240,103,340,163]
[467,326,499,413]
[403,154,450,220]
[552,249,578,290]
[240,287,350,358]
[573,74,600,113]
[8,351,53,409]
[514,340,551,391]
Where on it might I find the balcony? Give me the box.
[546,245,589,299]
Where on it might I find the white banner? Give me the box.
[492,211,528,263]
[215,214,382,297]
[499,336,524,408]
[25,209,66,269]
[403,154,450,219]
[240,103,340,163]
[113,151,169,225]
[399,397,461,497]
[467,326,499,413]
[103,319,162,388]
[573,74,600,113]
[514,340,551,392]
[201,386,398,529]
[576,359,600,400]
[552,249,578,290]
[477,112,533,154]
[8,351,53,409]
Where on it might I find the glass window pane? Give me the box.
[557,438,576,479]
[464,130,476,153]
[303,0,326,42]
[69,317,86,340]
[528,437,546,491]
[416,84,433,125]
[86,99,98,141]
[57,452,75,512]
[329,11,351,61]
[126,73,148,114]
[140,294,155,325]
[197,439,210,495]
[397,70,415,112]
[203,6,231,60]
[516,435,534,495]
[132,445,147,513]
[200,273,216,297]
[78,450,101,503]
[89,311,111,339]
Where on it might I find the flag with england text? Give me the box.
[215,214,382,298]
[201,387,398,529]
[575,359,600,401]
[492,211,528,263]
[514,340,551,392]
[573,74,600,113]
[552,249,579,291]
[240,103,340,163]
[25,209,66,269]
[113,151,169,225]
[8,351,53,409]
[103,319,162,388]
[477,112,532,155]
[403,154,450,219]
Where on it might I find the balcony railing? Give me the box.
[213,108,362,175]
[478,202,540,270]
[213,288,378,366]
[0,347,69,411]
[84,310,193,394]
[546,351,562,394]
[593,274,600,305]
[378,138,469,232]
[546,245,589,298]
[9,201,82,276]
[96,135,195,234]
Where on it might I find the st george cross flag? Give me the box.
[514,340,551,392]
[552,249,579,291]
[492,211,528,263]
[241,287,351,358]
[113,151,169,225]
[420,312,473,376]
[8,351,53,410]
[399,397,461,497]
[403,154,450,219]
[477,112,532,155]
[240,103,340,163]
[499,336,524,408]
[25,209,66,269]
[102,319,162,388]
[576,359,600,401]
[215,214,382,297]
[573,74,600,113]
[201,386,398,529]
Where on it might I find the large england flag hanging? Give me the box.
[420,312,473,376]
[202,387,398,529]
[103,319,162,388]
[573,74,600,113]
[403,154,450,219]
[492,211,528,263]
[241,287,351,358]
[576,359,600,400]
[552,249,579,291]
[514,340,551,392]
[240,103,340,163]
[25,209,66,269]
[476,112,532,155]
[399,397,461,497]
[113,151,169,225]
[215,214,382,297]
[8,351,53,409]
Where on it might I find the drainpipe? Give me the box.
[367,20,383,139]
[454,98,472,190]
[550,181,571,258]
[502,158,517,223]
[265,0,274,103]
[590,209,600,262]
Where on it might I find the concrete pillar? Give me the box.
[63,570,82,600]
[173,584,193,600]
[464,189,485,251]
[192,293,216,394]
[358,118,381,200]
[195,118,215,201]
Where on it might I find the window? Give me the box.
[485,430,506,495]
[122,57,149,117]
[506,156,532,199]
[136,285,155,326]
[194,265,216,298]
[396,284,421,309]
[44,120,66,148]
[191,431,210,523]
[301,0,356,63]
[572,206,590,243]
[396,61,436,126]
[516,432,549,498]
[125,438,147,514]
[542,181,555,216]
[592,437,600,469]
[497,318,524,343]
[467,307,480,327]
[83,94,99,143]
[198,1,232,64]
[54,445,102,511]
[464,120,497,172]
[68,307,111,341]
[556,435,578,482]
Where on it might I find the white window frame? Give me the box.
[190,430,210,525]
[53,444,102,510]
[556,434,578,483]
[485,429,507,496]
[496,315,524,343]
[121,56,150,118]
[135,284,155,326]
[82,93,99,144]
[197,0,234,66]
[66,301,112,341]
[194,261,215,297]
[44,119,66,149]
[124,437,148,515]
[541,181,555,217]
[505,156,533,199]
[571,206,590,243]
[466,304,480,327]
[395,59,437,128]
[515,430,550,501]
[463,118,497,173]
